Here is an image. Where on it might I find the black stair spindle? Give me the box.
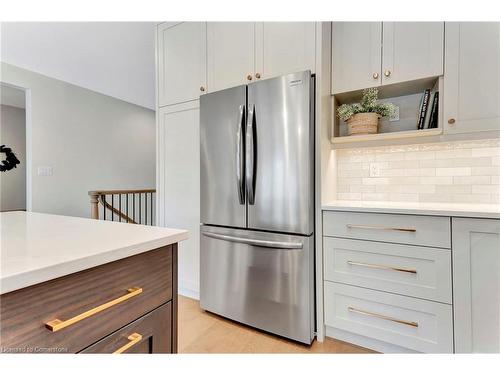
[139,193,141,224]
[119,194,122,222]
[103,194,106,221]
[126,193,129,223]
[111,195,114,221]
[151,192,153,226]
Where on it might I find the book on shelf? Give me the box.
[417,89,431,130]
[423,91,435,129]
[428,91,439,129]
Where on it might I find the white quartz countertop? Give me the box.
[0,211,188,294]
[322,200,500,219]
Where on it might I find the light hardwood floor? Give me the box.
[178,295,374,354]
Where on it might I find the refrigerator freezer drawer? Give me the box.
[200,225,315,344]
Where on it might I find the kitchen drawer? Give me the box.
[323,211,451,248]
[324,282,453,353]
[80,302,172,353]
[0,246,173,353]
[324,237,452,303]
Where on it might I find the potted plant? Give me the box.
[337,87,396,135]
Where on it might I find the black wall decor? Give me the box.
[0,145,21,172]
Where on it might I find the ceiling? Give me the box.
[1,84,25,108]
[0,22,155,109]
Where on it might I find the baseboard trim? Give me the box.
[178,286,199,300]
[325,326,416,353]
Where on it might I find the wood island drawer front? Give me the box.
[0,246,173,353]
[324,282,454,353]
[80,302,172,353]
[324,237,452,303]
[323,211,451,248]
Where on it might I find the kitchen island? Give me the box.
[0,211,188,354]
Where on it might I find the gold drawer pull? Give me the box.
[45,287,142,332]
[347,260,417,274]
[346,224,416,233]
[348,306,419,328]
[113,333,143,354]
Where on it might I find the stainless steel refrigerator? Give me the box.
[200,70,315,344]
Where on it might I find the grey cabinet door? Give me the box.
[200,85,247,228]
[247,71,314,235]
[453,217,500,353]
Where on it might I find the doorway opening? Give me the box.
[0,83,29,212]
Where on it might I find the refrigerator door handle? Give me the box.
[246,104,256,205]
[202,231,303,250]
[236,104,245,204]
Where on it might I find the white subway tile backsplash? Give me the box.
[419,176,453,185]
[436,167,471,176]
[472,166,500,176]
[471,185,500,194]
[335,139,500,204]
[453,176,491,185]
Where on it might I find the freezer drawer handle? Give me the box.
[202,232,303,249]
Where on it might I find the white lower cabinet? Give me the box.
[324,282,454,353]
[452,218,500,353]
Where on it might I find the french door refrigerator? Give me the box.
[200,70,315,344]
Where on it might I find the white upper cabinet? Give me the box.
[444,22,500,134]
[452,218,500,353]
[157,22,206,107]
[331,22,444,94]
[331,22,382,94]
[382,22,444,85]
[207,22,255,92]
[255,22,316,80]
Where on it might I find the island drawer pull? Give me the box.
[346,224,416,232]
[347,260,417,274]
[348,306,419,328]
[113,333,143,354]
[45,287,143,332]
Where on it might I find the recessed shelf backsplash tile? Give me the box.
[336,139,500,204]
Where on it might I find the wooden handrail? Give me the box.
[88,189,155,196]
[89,189,155,224]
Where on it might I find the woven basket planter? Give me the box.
[346,113,381,135]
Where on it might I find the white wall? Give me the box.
[0,104,26,211]
[0,62,156,218]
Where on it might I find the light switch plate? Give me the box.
[37,166,53,176]
[389,106,400,122]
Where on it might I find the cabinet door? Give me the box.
[157,22,206,106]
[453,218,500,353]
[331,22,382,94]
[255,22,315,80]
[444,22,500,134]
[382,22,444,85]
[207,22,255,92]
[157,102,200,299]
[80,302,172,353]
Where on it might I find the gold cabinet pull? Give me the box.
[346,224,416,233]
[45,287,143,332]
[113,333,143,354]
[348,307,418,328]
[347,260,417,274]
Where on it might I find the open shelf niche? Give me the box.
[330,76,444,146]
